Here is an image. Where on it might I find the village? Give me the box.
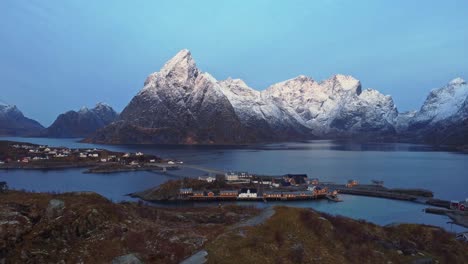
[177,172,335,201]
[0,141,165,171]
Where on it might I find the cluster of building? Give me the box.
[182,172,329,200]
[179,186,328,200]
[450,198,468,211]
[0,144,159,166]
[198,171,322,188]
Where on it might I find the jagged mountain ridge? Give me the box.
[0,102,44,136]
[89,50,400,144]
[403,78,468,145]
[88,49,468,145]
[42,103,118,138]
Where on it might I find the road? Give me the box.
[146,163,225,175]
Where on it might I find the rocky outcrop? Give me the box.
[0,102,44,136]
[43,103,118,138]
[0,190,258,263]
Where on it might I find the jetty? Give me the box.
[320,183,434,202]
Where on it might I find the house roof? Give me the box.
[240,188,257,193]
[284,174,308,178]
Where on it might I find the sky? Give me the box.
[0,0,467,126]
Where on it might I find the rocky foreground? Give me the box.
[0,190,258,263]
[1,190,467,264]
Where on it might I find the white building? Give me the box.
[198,176,216,183]
[238,189,257,198]
[136,152,144,156]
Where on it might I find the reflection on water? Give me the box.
[1,137,467,231]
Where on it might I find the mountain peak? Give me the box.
[94,102,112,110]
[449,77,466,86]
[157,49,199,87]
[322,74,361,94]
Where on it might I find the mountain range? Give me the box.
[40,103,119,138]
[1,50,467,146]
[88,49,468,146]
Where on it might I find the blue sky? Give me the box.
[1,0,467,126]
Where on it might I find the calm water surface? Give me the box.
[1,137,467,232]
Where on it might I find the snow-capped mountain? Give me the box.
[90,50,311,144]
[0,101,44,136]
[404,78,468,145]
[89,50,398,144]
[87,49,468,145]
[42,103,118,138]
[409,78,468,128]
[263,74,398,136]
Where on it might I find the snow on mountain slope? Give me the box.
[410,78,468,127]
[263,74,397,135]
[218,78,307,131]
[88,49,467,145]
[0,102,44,136]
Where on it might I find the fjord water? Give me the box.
[1,137,467,232]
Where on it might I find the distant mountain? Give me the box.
[87,49,468,146]
[42,103,118,138]
[0,101,44,136]
[402,78,468,146]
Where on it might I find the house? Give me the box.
[130,161,139,166]
[192,191,205,197]
[167,161,175,165]
[21,157,30,163]
[136,152,144,156]
[225,172,239,181]
[284,174,308,185]
[307,185,316,192]
[100,158,107,163]
[456,232,468,243]
[122,153,130,158]
[179,188,193,195]
[149,159,156,163]
[263,191,282,198]
[346,179,358,187]
[453,199,468,211]
[220,190,238,197]
[79,153,87,158]
[310,178,319,185]
[225,172,252,182]
[238,188,257,198]
[198,176,216,183]
[0,160,4,164]
[44,148,51,152]
[207,191,215,197]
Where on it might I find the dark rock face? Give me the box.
[43,103,118,138]
[0,104,44,136]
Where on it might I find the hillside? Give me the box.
[1,190,467,263]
